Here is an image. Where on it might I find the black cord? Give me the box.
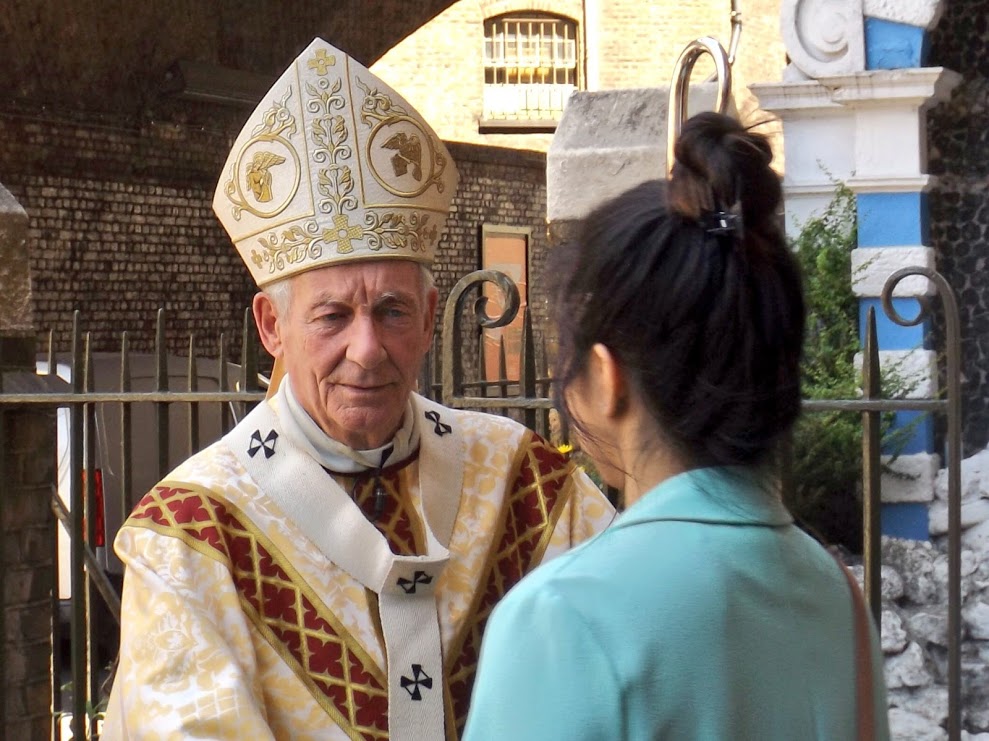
[343,445,395,521]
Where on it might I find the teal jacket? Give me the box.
[463,467,889,740]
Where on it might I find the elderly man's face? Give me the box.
[255,261,437,449]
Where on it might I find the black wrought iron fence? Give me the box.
[0,309,266,741]
[429,266,966,741]
[0,266,966,740]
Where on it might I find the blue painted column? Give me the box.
[856,191,934,540]
[852,15,945,539]
[753,0,958,542]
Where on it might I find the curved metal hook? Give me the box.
[667,36,732,177]
[727,1,743,65]
[441,269,521,405]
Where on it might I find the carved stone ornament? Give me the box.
[781,0,866,79]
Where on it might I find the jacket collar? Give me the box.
[612,466,793,530]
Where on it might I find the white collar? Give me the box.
[279,376,420,473]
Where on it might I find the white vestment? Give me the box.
[102,390,614,740]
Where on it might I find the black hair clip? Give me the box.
[701,210,743,237]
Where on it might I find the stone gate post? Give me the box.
[547,85,723,248]
[751,0,959,540]
[0,181,55,739]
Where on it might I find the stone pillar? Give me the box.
[0,182,54,739]
[751,0,957,541]
[546,84,724,245]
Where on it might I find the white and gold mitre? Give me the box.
[213,38,459,287]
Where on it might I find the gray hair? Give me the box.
[263,276,294,316]
[262,263,435,317]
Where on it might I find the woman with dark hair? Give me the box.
[462,112,889,740]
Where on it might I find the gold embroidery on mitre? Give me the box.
[248,64,353,275]
[215,39,459,285]
[362,210,438,254]
[324,212,364,255]
[383,132,422,180]
[307,47,336,75]
[357,77,448,199]
[246,152,285,202]
[224,89,301,221]
[248,60,446,275]
[250,220,323,272]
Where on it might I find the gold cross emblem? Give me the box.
[308,48,336,75]
[324,213,364,254]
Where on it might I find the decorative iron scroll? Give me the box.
[440,270,520,407]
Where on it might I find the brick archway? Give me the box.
[328,0,463,63]
[0,0,460,115]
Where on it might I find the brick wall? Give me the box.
[373,0,583,152]
[0,109,258,362]
[596,0,722,90]
[597,0,786,137]
[372,0,787,152]
[1,338,55,740]
[929,1,989,453]
[0,110,548,381]
[438,142,549,381]
[0,0,458,116]
[594,0,784,91]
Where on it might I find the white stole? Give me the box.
[227,392,464,740]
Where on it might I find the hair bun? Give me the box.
[668,112,780,235]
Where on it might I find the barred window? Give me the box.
[482,13,578,126]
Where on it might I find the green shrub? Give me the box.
[786,185,918,552]
[785,186,865,550]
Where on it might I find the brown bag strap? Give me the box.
[836,558,876,741]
